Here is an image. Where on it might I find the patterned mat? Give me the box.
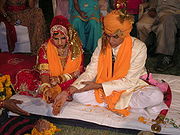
[0,52,36,84]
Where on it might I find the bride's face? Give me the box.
[51,33,67,48]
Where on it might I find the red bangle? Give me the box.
[0,100,4,108]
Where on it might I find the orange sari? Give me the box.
[95,36,132,116]
[47,40,82,76]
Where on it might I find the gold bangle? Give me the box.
[56,76,60,83]
[41,83,51,87]
[64,73,71,81]
[62,75,67,82]
[42,86,50,95]
[59,75,66,83]
[39,83,51,92]
[50,77,59,86]
[66,73,73,79]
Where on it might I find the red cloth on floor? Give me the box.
[0,52,36,84]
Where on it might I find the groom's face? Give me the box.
[106,33,124,48]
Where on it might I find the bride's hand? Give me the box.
[72,70,81,78]
[52,91,69,115]
[50,76,60,86]
[43,85,61,104]
[43,87,53,103]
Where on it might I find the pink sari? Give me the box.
[127,0,143,14]
[55,0,70,19]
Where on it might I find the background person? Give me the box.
[137,0,180,71]
[69,0,102,53]
[0,0,47,54]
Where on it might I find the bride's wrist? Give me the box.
[69,87,78,95]
[39,82,51,93]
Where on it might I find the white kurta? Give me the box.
[137,0,180,55]
[72,37,164,112]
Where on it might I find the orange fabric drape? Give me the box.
[47,40,82,76]
[95,36,132,116]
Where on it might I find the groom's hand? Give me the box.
[78,81,102,92]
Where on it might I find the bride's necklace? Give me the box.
[57,45,69,68]
[57,45,69,58]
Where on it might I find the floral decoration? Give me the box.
[0,75,12,101]
[25,119,61,135]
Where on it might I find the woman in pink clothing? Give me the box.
[55,0,69,19]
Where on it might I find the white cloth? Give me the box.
[129,85,167,115]
[72,37,149,110]
[129,86,164,109]
[73,90,107,107]
[0,22,31,53]
[8,74,180,135]
[73,85,166,115]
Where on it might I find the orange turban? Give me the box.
[103,10,134,38]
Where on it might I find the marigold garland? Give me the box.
[25,121,61,135]
[0,75,12,100]
[138,116,180,131]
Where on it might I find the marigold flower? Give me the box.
[0,75,12,100]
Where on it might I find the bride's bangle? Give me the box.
[59,73,72,83]
[64,73,72,81]
[50,76,60,86]
[39,83,51,92]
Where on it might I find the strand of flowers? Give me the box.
[138,116,180,128]
[25,121,61,135]
[164,117,180,128]
[0,75,12,100]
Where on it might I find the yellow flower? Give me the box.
[0,76,6,83]
[4,75,11,87]
[5,82,11,87]
[29,122,61,135]
[138,116,147,124]
[0,87,4,92]
[0,82,3,89]
[5,75,10,81]
[0,95,6,100]
[0,75,12,100]
[5,87,12,99]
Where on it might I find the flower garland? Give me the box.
[31,123,60,135]
[25,120,61,135]
[0,75,12,101]
[138,115,180,133]
[164,117,180,128]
